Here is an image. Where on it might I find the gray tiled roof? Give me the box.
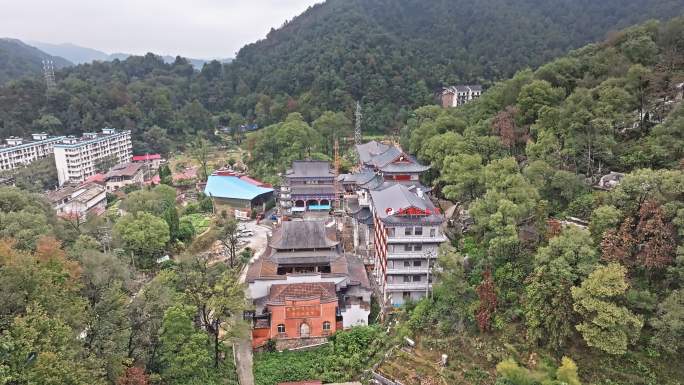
[269,220,339,250]
[370,184,443,224]
[286,160,334,179]
[379,161,430,173]
[355,141,390,164]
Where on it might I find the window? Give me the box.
[413,260,422,267]
[414,227,423,236]
[404,227,413,236]
[404,261,411,267]
[403,291,411,300]
[414,244,423,251]
[404,244,412,252]
[403,276,411,283]
[413,275,422,282]
[277,324,285,334]
[323,321,331,331]
[430,228,436,237]
[387,227,395,237]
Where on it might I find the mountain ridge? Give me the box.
[28,40,232,69]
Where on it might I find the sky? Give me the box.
[0,0,322,58]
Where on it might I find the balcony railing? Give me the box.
[386,267,430,274]
[385,282,433,291]
[387,235,448,244]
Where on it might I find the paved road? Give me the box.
[234,221,271,385]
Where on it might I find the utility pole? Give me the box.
[425,249,435,299]
[354,101,362,145]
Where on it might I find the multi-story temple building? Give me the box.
[342,141,446,307]
[279,160,337,216]
[369,184,446,306]
[355,141,429,184]
[246,220,371,348]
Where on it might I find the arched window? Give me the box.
[322,321,331,331]
[300,322,310,337]
[277,324,285,334]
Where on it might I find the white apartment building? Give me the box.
[0,133,65,171]
[369,184,446,307]
[441,85,483,107]
[54,128,132,186]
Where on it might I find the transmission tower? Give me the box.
[354,100,362,145]
[42,60,56,92]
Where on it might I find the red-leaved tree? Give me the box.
[116,367,149,385]
[635,200,676,269]
[476,269,497,332]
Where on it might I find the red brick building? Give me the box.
[252,282,340,347]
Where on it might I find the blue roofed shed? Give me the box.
[204,174,274,218]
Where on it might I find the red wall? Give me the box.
[268,298,338,339]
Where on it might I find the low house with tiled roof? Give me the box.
[246,220,371,348]
[104,162,144,191]
[45,182,107,219]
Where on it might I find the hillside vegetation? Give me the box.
[392,17,684,385]
[0,38,71,84]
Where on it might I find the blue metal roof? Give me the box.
[204,175,273,201]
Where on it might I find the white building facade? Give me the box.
[0,133,65,171]
[369,185,446,307]
[441,85,483,107]
[54,128,132,186]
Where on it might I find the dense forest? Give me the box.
[0,38,71,85]
[393,17,684,384]
[2,0,684,151]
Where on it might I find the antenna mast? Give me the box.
[42,60,56,95]
[354,101,362,145]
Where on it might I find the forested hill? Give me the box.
[1,0,683,149]
[0,39,71,84]
[225,0,684,130]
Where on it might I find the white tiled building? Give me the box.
[441,85,483,107]
[0,133,65,171]
[369,184,446,306]
[54,128,132,186]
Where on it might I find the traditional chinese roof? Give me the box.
[370,184,443,224]
[204,174,274,201]
[269,220,338,250]
[266,283,338,305]
[285,160,334,179]
[356,141,429,173]
[379,159,430,173]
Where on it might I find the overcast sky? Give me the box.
[0,0,322,58]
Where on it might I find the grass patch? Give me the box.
[181,213,211,234]
[253,326,387,385]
